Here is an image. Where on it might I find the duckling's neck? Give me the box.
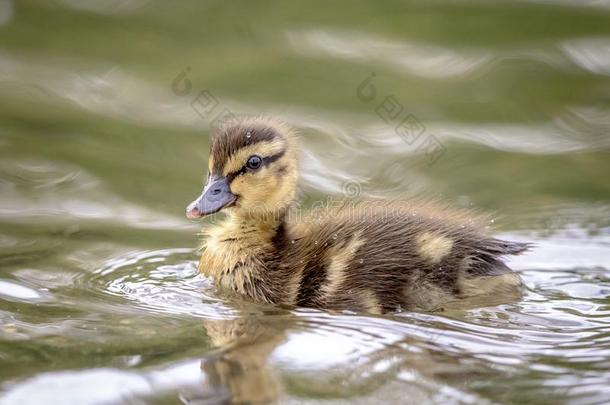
[223,211,285,245]
[199,210,297,304]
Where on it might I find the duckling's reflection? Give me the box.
[192,296,522,404]
[194,309,440,404]
[197,308,294,404]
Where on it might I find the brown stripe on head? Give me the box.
[209,116,295,177]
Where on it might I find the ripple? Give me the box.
[0,52,207,132]
[0,280,47,302]
[288,28,610,81]
[54,0,151,15]
[287,30,493,79]
[522,0,610,10]
[78,242,610,370]
[87,248,235,319]
[0,0,12,27]
[0,360,203,405]
[0,158,193,230]
[561,37,610,76]
[504,229,610,270]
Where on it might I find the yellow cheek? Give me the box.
[230,171,277,202]
[230,177,246,195]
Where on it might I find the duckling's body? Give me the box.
[188,117,529,314]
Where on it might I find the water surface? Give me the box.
[0,1,609,404]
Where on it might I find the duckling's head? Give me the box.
[186,116,298,220]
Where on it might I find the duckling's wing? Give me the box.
[452,239,530,301]
[465,238,531,278]
[466,239,531,277]
[483,239,532,256]
[480,259,514,276]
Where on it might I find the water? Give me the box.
[0,1,609,404]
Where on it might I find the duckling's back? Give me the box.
[284,201,529,313]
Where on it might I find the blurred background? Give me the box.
[0,1,609,404]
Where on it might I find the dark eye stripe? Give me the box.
[262,149,285,166]
[226,149,286,183]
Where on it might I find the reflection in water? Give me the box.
[196,310,481,404]
[197,313,290,404]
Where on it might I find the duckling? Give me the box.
[186,116,529,314]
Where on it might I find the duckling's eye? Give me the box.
[246,155,263,170]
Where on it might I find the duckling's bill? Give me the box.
[186,176,236,219]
